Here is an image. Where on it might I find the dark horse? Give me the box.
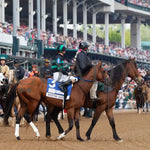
[84,58,143,141]
[134,85,145,114]
[4,62,109,141]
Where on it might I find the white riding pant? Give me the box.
[53,72,78,82]
[90,82,98,99]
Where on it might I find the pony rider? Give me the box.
[73,41,99,101]
[0,56,9,100]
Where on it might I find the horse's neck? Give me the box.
[77,69,94,94]
[112,67,127,91]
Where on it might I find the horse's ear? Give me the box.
[98,61,102,68]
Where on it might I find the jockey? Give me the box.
[14,59,25,82]
[28,64,39,77]
[73,41,99,100]
[51,45,77,98]
[0,56,9,99]
[40,59,52,79]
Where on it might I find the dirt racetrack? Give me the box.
[0,110,150,150]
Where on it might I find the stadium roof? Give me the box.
[4,0,150,27]
[5,0,110,26]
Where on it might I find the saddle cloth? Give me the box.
[97,82,113,93]
[46,78,72,100]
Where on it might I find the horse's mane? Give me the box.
[108,59,131,86]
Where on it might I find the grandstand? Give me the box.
[0,0,150,69]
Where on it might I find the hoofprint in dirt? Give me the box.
[0,110,150,150]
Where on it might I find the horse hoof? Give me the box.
[115,139,123,143]
[86,137,91,141]
[16,136,21,140]
[77,137,84,141]
[118,139,123,143]
[60,137,65,141]
[36,136,40,140]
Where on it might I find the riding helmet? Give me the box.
[14,59,19,64]
[79,41,89,50]
[57,45,66,53]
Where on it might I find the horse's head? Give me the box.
[126,58,143,84]
[96,61,110,84]
[141,83,148,95]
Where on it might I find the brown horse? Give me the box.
[84,58,143,141]
[35,58,143,142]
[134,85,145,114]
[141,83,150,112]
[4,62,109,141]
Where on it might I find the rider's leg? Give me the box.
[90,82,99,100]
[58,75,77,92]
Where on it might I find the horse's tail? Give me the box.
[3,83,19,126]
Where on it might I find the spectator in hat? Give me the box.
[28,64,39,77]
[14,59,25,82]
[40,59,52,79]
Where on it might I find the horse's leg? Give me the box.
[15,106,27,140]
[146,101,149,113]
[15,97,25,126]
[74,108,84,141]
[51,107,64,134]
[105,108,122,142]
[45,106,54,138]
[56,108,74,140]
[86,105,104,140]
[11,103,16,127]
[24,112,40,138]
[41,102,46,121]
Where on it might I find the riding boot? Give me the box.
[58,79,72,92]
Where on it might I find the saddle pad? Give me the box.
[97,82,113,93]
[46,78,72,100]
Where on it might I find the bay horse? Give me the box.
[141,82,150,112]
[134,85,145,114]
[84,58,143,141]
[4,62,109,141]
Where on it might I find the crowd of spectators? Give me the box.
[0,21,150,62]
[120,0,150,8]
[128,0,150,8]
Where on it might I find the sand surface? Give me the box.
[0,110,150,150]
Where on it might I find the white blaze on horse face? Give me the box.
[0,73,5,85]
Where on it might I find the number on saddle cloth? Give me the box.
[46,78,73,100]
